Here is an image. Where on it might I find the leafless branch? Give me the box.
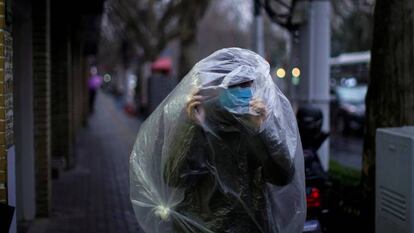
[274,0,291,10]
[102,0,210,77]
[260,0,300,32]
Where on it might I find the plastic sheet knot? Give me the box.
[155,205,170,221]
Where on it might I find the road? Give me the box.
[330,133,363,170]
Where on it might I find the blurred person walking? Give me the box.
[88,66,103,113]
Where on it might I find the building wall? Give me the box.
[3,0,102,225]
[32,0,51,217]
[1,0,16,231]
[50,1,73,168]
[13,0,36,221]
[0,0,14,204]
[71,40,86,132]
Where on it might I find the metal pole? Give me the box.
[253,0,265,57]
[298,0,331,170]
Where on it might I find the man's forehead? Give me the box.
[222,65,256,87]
[228,80,253,88]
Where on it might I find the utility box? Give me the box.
[376,126,414,233]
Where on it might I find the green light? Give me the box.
[292,76,300,85]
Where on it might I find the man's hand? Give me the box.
[248,98,268,129]
[186,90,206,125]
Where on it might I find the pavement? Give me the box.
[26,91,142,233]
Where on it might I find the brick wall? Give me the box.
[71,42,85,132]
[50,1,72,168]
[32,0,51,216]
[0,0,13,204]
[0,0,5,204]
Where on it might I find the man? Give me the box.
[88,66,102,113]
[130,48,306,233]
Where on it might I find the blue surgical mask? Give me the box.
[219,87,252,113]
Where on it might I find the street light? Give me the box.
[276,68,286,78]
[104,74,112,83]
[292,67,301,77]
[292,67,301,85]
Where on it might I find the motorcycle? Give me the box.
[297,105,331,233]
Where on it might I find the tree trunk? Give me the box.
[178,33,197,80]
[362,0,414,230]
[177,0,210,80]
[134,62,145,114]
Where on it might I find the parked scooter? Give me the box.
[297,105,331,233]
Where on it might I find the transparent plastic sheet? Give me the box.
[130,48,306,233]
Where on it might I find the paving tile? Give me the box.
[28,91,143,233]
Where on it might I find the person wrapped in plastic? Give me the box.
[130,48,306,233]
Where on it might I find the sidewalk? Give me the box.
[27,91,142,233]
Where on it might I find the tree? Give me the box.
[362,0,414,229]
[261,0,375,55]
[331,0,374,55]
[196,0,252,59]
[103,0,209,77]
[176,0,210,78]
[259,0,301,32]
[195,0,289,67]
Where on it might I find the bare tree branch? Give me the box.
[274,0,291,10]
[102,0,211,78]
[260,0,300,32]
[159,0,182,28]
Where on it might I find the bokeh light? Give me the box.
[276,68,286,78]
[292,67,301,77]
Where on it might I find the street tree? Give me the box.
[197,0,251,59]
[197,0,289,66]
[103,0,210,78]
[259,0,301,32]
[331,0,374,55]
[260,0,375,55]
[362,0,414,229]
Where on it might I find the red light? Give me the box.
[307,188,321,208]
[311,188,320,199]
